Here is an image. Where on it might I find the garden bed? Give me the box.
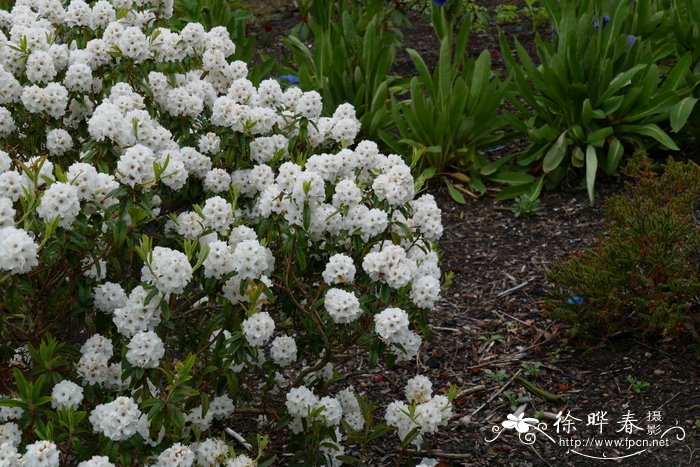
[239,1,700,464]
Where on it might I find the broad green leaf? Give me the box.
[445,180,466,204]
[587,127,613,147]
[488,171,534,185]
[670,97,698,133]
[619,123,679,150]
[605,137,624,175]
[585,145,598,204]
[542,131,568,173]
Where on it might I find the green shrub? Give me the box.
[385,3,511,194]
[498,0,696,203]
[284,0,402,143]
[546,151,700,347]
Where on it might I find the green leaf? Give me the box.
[488,171,534,185]
[619,123,679,150]
[587,127,613,147]
[542,131,568,173]
[585,145,598,204]
[670,97,698,133]
[605,137,624,175]
[445,180,466,204]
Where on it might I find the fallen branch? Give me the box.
[495,280,533,298]
[456,384,486,399]
[225,427,253,450]
[471,369,522,416]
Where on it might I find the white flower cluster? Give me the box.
[0,0,449,460]
[141,246,193,294]
[241,311,275,347]
[0,227,39,274]
[77,456,116,467]
[373,307,422,361]
[20,440,60,467]
[76,334,125,389]
[324,288,362,323]
[89,396,143,441]
[126,330,165,368]
[385,377,453,447]
[51,379,84,410]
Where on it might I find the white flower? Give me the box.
[154,443,194,467]
[141,246,193,294]
[0,442,20,466]
[317,396,343,427]
[374,307,410,343]
[269,335,297,367]
[36,182,81,228]
[285,386,319,418]
[93,282,127,313]
[22,440,59,467]
[324,288,362,324]
[194,438,228,466]
[322,254,356,285]
[242,311,275,347]
[0,227,39,274]
[77,456,116,467]
[410,275,441,309]
[126,330,165,368]
[405,375,432,404]
[51,380,84,410]
[112,285,162,337]
[0,422,21,448]
[89,397,142,441]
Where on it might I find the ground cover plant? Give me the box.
[0,0,456,465]
[547,151,700,347]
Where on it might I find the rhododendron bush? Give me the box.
[0,1,454,465]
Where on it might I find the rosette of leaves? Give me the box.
[498,0,696,203]
[386,3,512,198]
[284,0,402,142]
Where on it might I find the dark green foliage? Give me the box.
[547,151,700,347]
[284,0,402,142]
[499,0,696,203]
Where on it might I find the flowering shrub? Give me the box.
[0,1,454,465]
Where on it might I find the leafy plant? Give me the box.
[494,4,519,24]
[547,151,700,347]
[284,0,402,142]
[512,194,541,218]
[485,369,508,384]
[498,0,696,202]
[521,361,543,377]
[503,391,530,411]
[626,376,650,394]
[386,3,511,195]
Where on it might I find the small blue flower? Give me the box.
[433,0,449,6]
[279,74,299,86]
[551,27,557,39]
[593,14,610,30]
[567,295,584,305]
[515,25,523,32]
[626,34,637,49]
